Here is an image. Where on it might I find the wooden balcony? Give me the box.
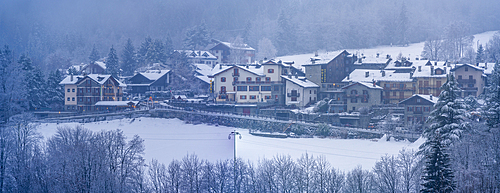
[457,79,476,84]
[233,81,283,85]
[287,93,300,97]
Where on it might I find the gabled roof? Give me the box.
[210,41,255,51]
[399,94,438,105]
[412,62,452,78]
[210,65,264,77]
[342,81,383,90]
[342,69,412,83]
[281,75,319,88]
[174,50,217,60]
[140,70,170,81]
[302,50,349,66]
[478,62,494,75]
[59,74,126,87]
[451,63,484,72]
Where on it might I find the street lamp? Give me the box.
[228,130,242,191]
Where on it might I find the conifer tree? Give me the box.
[183,23,211,50]
[476,44,484,63]
[484,62,500,128]
[20,54,47,110]
[89,44,100,63]
[138,36,152,66]
[421,134,455,193]
[121,38,137,76]
[421,74,468,152]
[106,46,120,78]
[46,70,64,110]
[164,36,174,57]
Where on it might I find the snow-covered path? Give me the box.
[37,117,423,171]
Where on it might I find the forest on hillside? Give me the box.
[1,0,500,73]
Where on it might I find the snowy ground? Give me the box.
[37,117,423,171]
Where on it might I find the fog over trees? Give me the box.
[1,0,500,73]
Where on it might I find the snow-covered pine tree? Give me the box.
[476,44,484,63]
[121,38,137,76]
[146,39,166,64]
[421,74,468,152]
[164,36,174,57]
[89,44,100,63]
[183,23,211,50]
[46,70,64,110]
[20,54,47,110]
[106,46,119,78]
[484,62,500,128]
[421,134,455,193]
[138,36,152,66]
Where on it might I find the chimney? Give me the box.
[485,63,488,69]
[365,71,369,77]
[315,51,318,57]
[443,67,446,73]
[434,62,437,66]
[376,53,380,58]
[430,94,433,100]
[219,64,222,69]
[418,66,421,72]
[430,66,434,75]
[410,72,413,78]
[386,54,391,59]
[381,70,385,77]
[70,74,73,81]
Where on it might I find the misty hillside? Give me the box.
[1,0,499,72]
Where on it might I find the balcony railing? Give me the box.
[104,93,115,96]
[233,81,283,85]
[287,93,300,97]
[232,73,240,77]
[461,87,478,91]
[219,91,227,94]
[457,79,476,84]
[346,94,368,98]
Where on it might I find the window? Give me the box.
[392,83,396,88]
[87,98,91,102]
[265,95,272,99]
[240,95,247,99]
[351,98,357,103]
[274,85,280,91]
[469,75,473,80]
[458,75,462,80]
[72,88,75,92]
[256,77,261,82]
[261,86,271,91]
[436,81,441,88]
[314,90,316,94]
[350,90,358,95]
[67,97,70,101]
[265,77,271,82]
[399,84,404,89]
[234,77,238,82]
[221,77,226,82]
[237,86,247,91]
[87,88,91,93]
[363,90,368,95]
[399,92,404,99]
[310,90,312,94]
[384,84,388,88]
[468,84,474,87]
[417,99,421,103]
[249,86,259,91]
[220,86,226,92]
[465,67,468,71]
[79,98,83,102]
[393,92,396,96]
[250,95,256,99]
[246,77,252,82]
[67,89,70,92]
[72,97,75,101]
[268,69,274,73]
[291,97,297,101]
[234,68,239,75]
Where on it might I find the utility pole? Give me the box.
[228,130,241,192]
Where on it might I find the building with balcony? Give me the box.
[412,61,450,97]
[59,74,126,112]
[342,69,415,104]
[281,75,319,107]
[342,82,383,112]
[302,50,356,100]
[209,40,255,64]
[171,50,218,67]
[451,63,485,97]
[127,70,171,95]
[399,94,438,128]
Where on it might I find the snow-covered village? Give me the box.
[2,0,500,192]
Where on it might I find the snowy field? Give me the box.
[37,117,423,171]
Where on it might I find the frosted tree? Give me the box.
[20,54,47,110]
[138,36,153,66]
[121,38,137,76]
[164,36,174,57]
[476,44,485,63]
[276,10,297,55]
[397,149,422,193]
[256,37,277,61]
[183,22,211,50]
[344,166,377,193]
[486,32,500,63]
[106,46,120,78]
[373,155,399,193]
[420,134,455,193]
[89,44,100,63]
[0,45,26,122]
[441,21,473,61]
[483,62,500,128]
[46,70,64,110]
[421,74,468,152]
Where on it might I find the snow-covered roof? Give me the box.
[95,101,139,106]
[478,62,495,75]
[281,75,319,88]
[59,74,126,87]
[140,70,170,81]
[451,63,484,72]
[342,81,383,90]
[302,50,347,65]
[174,50,217,60]
[342,69,412,83]
[95,61,107,70]
[384,60,431,70]
[399,94,438,104]
[354,55,391,65]
[412,63,450,78]
[210,65,264,77]
[217,41,255,51]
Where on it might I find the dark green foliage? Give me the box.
[421,135,455,193]
[106,46,120,78]
[476,44,484,63]
[121,38,137,76]
[89,44,100,63]
[19,54,47,110]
